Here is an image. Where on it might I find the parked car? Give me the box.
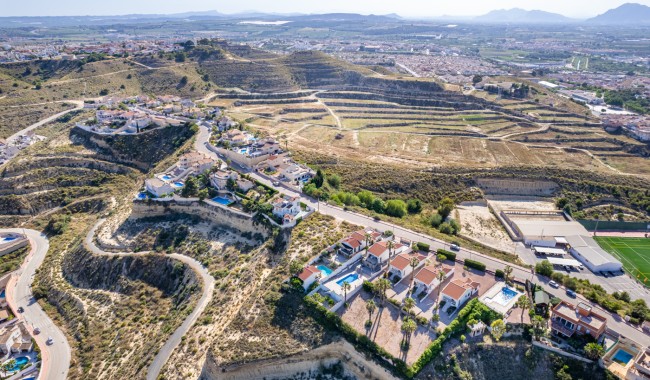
[566,289,577,298]
[450,244,460,251]
[578,265,584,271]
[33,327,40,335]
[549,280,560,289]
[17,307,24,313]
[272,181,280,186]
[46,337,54,345]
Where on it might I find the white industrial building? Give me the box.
[565,235,623,273]
[510,218,622,273]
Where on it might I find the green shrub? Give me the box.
[362,280,375,293]
[385,199,408,218]
[436,249,456,261]
[464,259,486,271]
[416,242,430,252]
[495,269,505,279]
[437,253,447,261]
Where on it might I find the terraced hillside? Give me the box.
[0,92,208,379]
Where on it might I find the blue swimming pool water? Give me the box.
[4,356,29,372]
[161,175,172,181]
[0,236,17,243]
[490,287,519,306]
[212,196,233,205]
[136,192,148,200]
[172,182,184,188]
[336,273,359,287]
[317,265,333,277]
[613,349,634,365]
[0,290,5,298]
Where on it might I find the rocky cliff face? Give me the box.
[62,245,198,303]
[71,124,196,171]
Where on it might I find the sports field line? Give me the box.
[598,238,650,281]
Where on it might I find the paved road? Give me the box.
[5,100,84,145]
[195,122,650,346]
[84,220,215,380]
[2,229,71,380]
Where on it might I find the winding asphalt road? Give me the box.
[195,122,650,347]
[84,220,215,380]
[5,100,84,145]
[2,228,71,380]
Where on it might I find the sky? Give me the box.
[2,0,649,18]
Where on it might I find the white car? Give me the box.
[549,280,560,288]
[46,336,54,345]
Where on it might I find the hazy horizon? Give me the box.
[2,0,650,19]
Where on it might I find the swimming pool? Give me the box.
[212,196,233,206]
[0,236,17,243]
[336,273,359,287]
[612,349,634,365]
[161,175,172,181]
[0,290,5,298]
[317,265,333,277]
[172,182,184,188]
[3,356,29,372]
[489,287,519,306]
[136,192,148,200]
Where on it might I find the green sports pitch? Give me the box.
[595,237,650,284]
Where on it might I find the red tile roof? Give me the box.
[441,278,479,301]
[298,265,320,281]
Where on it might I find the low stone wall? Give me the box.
[132,199,263,236]
[207,145,269,169]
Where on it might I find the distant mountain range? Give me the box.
[474,8,575,23]
[587,3,650,24]
[472,3,650,24]
[0,3,648,27]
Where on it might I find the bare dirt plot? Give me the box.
[487,196,557,213]
[457,202,514,252]
[340,291,437,365]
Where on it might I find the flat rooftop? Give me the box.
[510,219,589,240]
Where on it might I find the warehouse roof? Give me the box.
[565,235,622,268]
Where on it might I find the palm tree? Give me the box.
[585,342,605,360]
[517,295,530,324]
[436,269,446,314]
[409,257,420,292]
[366,299,377,325]
[364,232,372,259]
[376,278,391,305]
[387,239,395,260]
[401,317,417,350]
[504,265,513,285]
[404,297,416,316]
[342,281,351,305]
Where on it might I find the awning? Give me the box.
[533,246,567,256]
[547,257,582,267]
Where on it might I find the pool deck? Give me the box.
[479,282,522,315]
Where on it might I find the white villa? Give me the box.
[298,265,321,291]
[210,169,239,191]
[145,178,175,197]
[441,278,480,309]
[388,252,427,281]
[221,129,255,146]
[278,162,314,182]
[0,321,33,356]
[178,152,216,174]
[413,265,454,297]
[365,240,409,271]
[338,229,382,257]
[272,195,301,219]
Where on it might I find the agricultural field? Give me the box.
[596,237,650,284]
